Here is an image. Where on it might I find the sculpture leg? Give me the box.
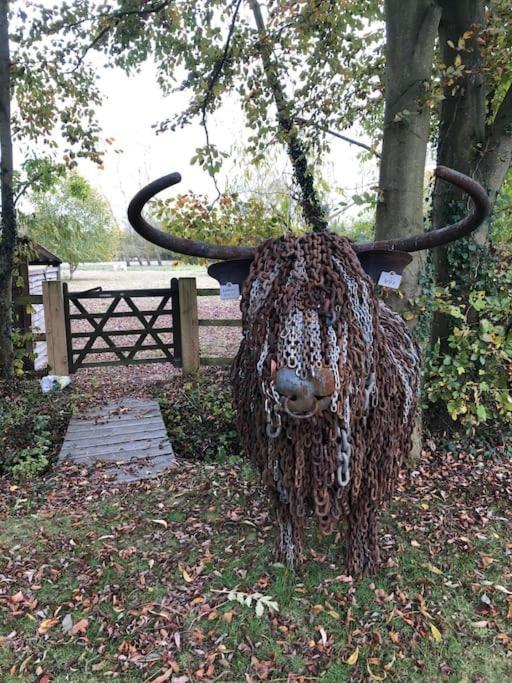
[346,501,380,576]
[273,496,304,569]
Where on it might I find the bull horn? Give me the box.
[353,166,491,253]
[127,172,255,260]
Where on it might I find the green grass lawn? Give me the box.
[1,448,510,682]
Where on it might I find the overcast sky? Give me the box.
[74,61,378,228]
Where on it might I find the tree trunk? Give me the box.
[476,83,512,235]
[431,0,486,345]
[376,0,442,461]
[249,0,327,231]
[0,0,15,380]
[375,0,442,318]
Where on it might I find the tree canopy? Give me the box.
[24,173,119,275]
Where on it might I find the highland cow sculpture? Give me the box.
[128,167,490,575]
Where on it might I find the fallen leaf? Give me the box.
[179,565,193,583]
[38,618,59,635]
[430,623,442,642]
[151,519,168,529]
[152,669,173,683]
[494,585,512,595]
[410,540,421,548]
[425,563,443,575]
[345,646,359,666]
[367,660,387,681]
[62,614,73,633]
[70,619,89,635]
[472,620,489,628]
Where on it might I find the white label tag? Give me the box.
[378,271,402,289]
[220,282,240,300]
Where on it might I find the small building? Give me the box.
[15,239,62,371]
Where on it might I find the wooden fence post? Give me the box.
[43,280,69,375]
[178,278,200,373]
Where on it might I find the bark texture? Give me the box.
[375,0,442,315]
[0,0,15,380]
[376,0,443,461]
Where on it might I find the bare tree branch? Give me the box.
[295,117,381,158]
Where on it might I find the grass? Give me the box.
[1,454,510,682]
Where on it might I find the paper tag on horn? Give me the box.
[220,282,240,300]
[378,271,402,289]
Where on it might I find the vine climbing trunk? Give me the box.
[0,0,15,380]
[431,0,486,347]
[248,0,327,232]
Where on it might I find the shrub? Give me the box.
[158,370,242,462]
[423,248,512,431]
[0,381,72,479]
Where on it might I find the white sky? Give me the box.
[75,62,378,227]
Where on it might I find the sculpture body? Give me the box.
[232,232,420,574]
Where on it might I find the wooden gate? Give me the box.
[63,279,182,372]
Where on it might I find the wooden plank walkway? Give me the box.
[59,398,175,483]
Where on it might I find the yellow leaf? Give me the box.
[425,563,443,576]
[345,646,359,666]
[367,661,387,681]
[38,618,59,634]
[151,519,168,529]
[179,565,193,583]
[454,54,462,68]
[430,623,442,642]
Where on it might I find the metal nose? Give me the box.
[274,366,335,416]
[275,367,310,398]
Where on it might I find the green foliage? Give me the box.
[423,249,512,430]
[491,169,512,246]
[24,173,120,274]
[13,5,102,166]
[154,191,300,257]
[158,372,241,461]
[0,381,72,479]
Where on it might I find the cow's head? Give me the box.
[127,167,490,421]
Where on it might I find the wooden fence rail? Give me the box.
[15,282,242,375]
[195,287,240,369]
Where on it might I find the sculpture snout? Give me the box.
[274,367,335,418]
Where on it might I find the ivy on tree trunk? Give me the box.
[0,0,15,380]
[249,0,327,232]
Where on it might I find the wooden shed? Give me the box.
[15,239,62,371]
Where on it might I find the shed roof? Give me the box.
[17,237,62,266]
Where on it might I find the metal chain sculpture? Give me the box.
[128,167,490,575]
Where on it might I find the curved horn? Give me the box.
[354,166,491,253]
[127,172,255,260]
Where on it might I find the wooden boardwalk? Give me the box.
[59,398,175,483]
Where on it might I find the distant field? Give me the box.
[64,262,219,291]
